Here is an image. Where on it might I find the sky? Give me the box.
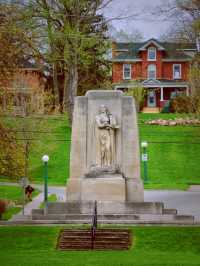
[104,0,174,40]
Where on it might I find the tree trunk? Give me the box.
[63,62,78,123]
[52,63,60,108]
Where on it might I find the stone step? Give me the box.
[32,207,178,218]
[31,214,194,224]
[57,229,132,250]
[163,209,177,215]
[1,217,196,225]
[60,235,129,241]
[59,244,129,250]
[44,202,164,215]
[142,107,160,113]
[11,215,32,221]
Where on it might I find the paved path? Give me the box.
[145,190,200,222]
[13,193,43,217]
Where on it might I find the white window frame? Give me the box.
[148,64,157,79]
[148,47,157,61]
[123,64,131,80]
[173,64,182,79]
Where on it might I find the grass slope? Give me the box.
[139,113,200,189]
[1,115,71,185]
[0,226,200,266]
[1,113,200,188]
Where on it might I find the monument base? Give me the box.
[31,201,194,225]
[66,175,144,203]
[81,175,126,201]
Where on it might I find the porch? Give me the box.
[143,86,189,112]
[114,79,190,113]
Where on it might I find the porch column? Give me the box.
[160,87,164,101]
[186,86,190,96]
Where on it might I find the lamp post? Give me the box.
[42,155,49,205]
[19,177,28,215]
[141,141,148,184]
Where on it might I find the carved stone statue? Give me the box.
[93,105,119,168]
[67,90,143,202]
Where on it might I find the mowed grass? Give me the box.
[1,113,200,188]
[29,116,71,185]
[0,226,200,266]
[0,185,39,220]
[1,115,71,185]
[139,113,200,189]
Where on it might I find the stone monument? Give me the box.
[66,90,144,203]
[31,90,194,224]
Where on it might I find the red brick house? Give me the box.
[112,38,197,112]
[0,60,46,115]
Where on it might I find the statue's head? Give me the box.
[99,105,108,114]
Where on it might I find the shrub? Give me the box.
[125,85,146,112]
[0,122,25,179]
[0,199,7,220]
[170,96,194,113]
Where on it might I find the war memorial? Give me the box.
[32,90,194,224]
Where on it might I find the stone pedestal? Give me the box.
[66,90,144,204]
[81,175,126,202]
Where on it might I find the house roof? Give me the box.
[112,38,196,62]
[113,79,189,89]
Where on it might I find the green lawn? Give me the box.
[1,115,71,185]
[0,185,39,220]
[1,113,200,189]
[139,113,200,189]
[40,194,57,208]
[0,226,200,266]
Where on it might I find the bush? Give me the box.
[0,199,7,219]
[0,122,25,179]
[125,85,146,112]
[170,96,194,113]
[192,96,200,114]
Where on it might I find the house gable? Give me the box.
[112,39,196,62]
[138,39,165,51]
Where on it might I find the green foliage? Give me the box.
[0,226,200,266]
[125,84,146,112]
[5,0,111,114]
[0,121,25,179]
[1,207,21,220]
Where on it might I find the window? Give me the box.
[148,47,156,61]
[148,64,156,79]
[123,64,131,79]
[173,64,181,79]
[171,90,185,99]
